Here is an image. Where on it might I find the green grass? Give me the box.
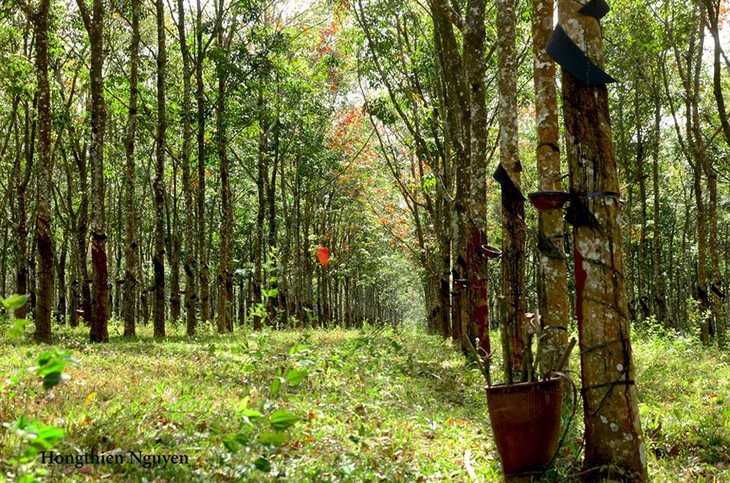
[0,320,728,482]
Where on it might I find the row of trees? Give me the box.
[0,0,420,343]
[352,0,649,476]
[352,0,728,479]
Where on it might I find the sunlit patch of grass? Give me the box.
[632,323,730,481]
[0,319,728,481]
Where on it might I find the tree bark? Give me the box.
[532,0,569,375]
[651,89,666,322]
[123,0,140,337]
[497,0,526,373]
[253,90,267,331]
[558,0,647,478]
[76,0,109,342]
[14,99,33,320]
[703,1,724,346]
[196,0,210,324]
[31,0,53,342]
[681,14,710,343]
[215,5,233,333]
[177,0,197,335]
[464,0,490,358]
[153,0,167,337]
[635,87,648,319]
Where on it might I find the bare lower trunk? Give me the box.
[15,100,34,320]
[123,0,140,337]
[32,0,53,342]
[651,91,666,322]
[216,55,233,333]
[76,0,109,342]
[558,1,647,478]
[532,0,569,375]
[465,0,489,357]
[196,0,209,324]
[178,0,197,335]
[497,0,525,373]
[253,92,267,331]
[153,0,167,337]
[706,161,722,346]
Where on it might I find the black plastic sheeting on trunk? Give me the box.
[493,163,526,202]
[546,25,617,86]
[578,0,610,20]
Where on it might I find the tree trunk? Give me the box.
[74,144,92,327]
[76,0,109,342]
[215,15,233,334]
[429,0,469,347]
[532,0,569,376]
[253,90,267,331]
[32,0,53,342]
[683,15,710,343]
[196,0,210,324]
[153,0,167,337]
[706,159,722,346]
[15,100,33,320]
[56,233,67,323]
[169,190,181,322]
[558,1,647,478]
[464,0,490,357]
[651,90,666,322]
[635,87,648,318]
[497,0,526,373]
[177,0,197,335]
[123,0,140,337]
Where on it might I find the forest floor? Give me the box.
[1,321,729,482]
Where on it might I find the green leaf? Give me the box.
[285,369,308,386]
[37,351,55,366]
[253,456,271,472]
[270,377,282,397]
[288,343,309,355]
[267,288,279,298]
[269,409,299,430]
[42,372,69,390]
[241,409,263,419]
[28,426,65,451]
[34,349,76,381]
[258,431,289,446]
[222,432,249,453]
[6,319,30,340]
[1,294,29,311]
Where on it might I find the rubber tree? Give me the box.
[76,0,109,343]
[496,0,525,372]
[215,0,234,334]
[153,0,167,337]
[429,0,491,355]
[531,0,569,375]
[176,0,198,336]
[123,0,140,337]
[18,0,53,342]
[555,0,647,478]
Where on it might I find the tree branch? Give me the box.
[75,0,92,32]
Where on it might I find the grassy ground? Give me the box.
[0,320,728,482]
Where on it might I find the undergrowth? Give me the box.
[0,319,728,481]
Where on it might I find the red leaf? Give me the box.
[317,246,330,267]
